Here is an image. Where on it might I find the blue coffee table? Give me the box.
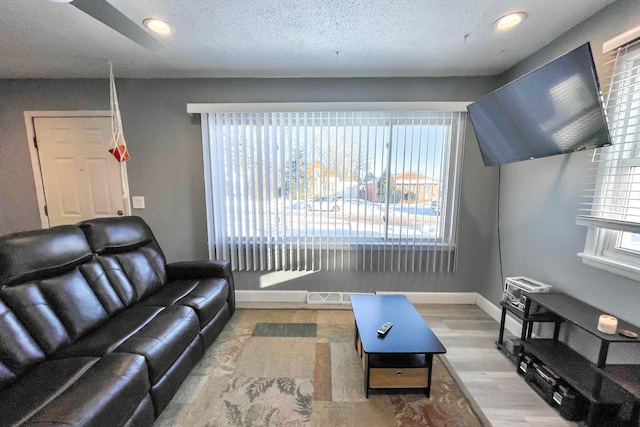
[351,294,447,398]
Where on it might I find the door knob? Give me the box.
[117,210,124,216]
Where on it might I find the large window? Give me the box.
[578,38,640,280]
[193,104,467,272]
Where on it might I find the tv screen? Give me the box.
[467,42,612,166]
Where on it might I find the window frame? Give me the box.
[579,226,640,281]
[579,39,640,281]
[190,102,470,272]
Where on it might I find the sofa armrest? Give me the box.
[166,260,235,313]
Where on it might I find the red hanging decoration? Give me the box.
[109,145,130,161]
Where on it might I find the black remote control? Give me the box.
[377,322,393,336]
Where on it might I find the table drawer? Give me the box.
[370,367,429,388]
[357,337,365,369]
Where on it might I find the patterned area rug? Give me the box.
[154,309,491,427]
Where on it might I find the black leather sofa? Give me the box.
[0,216,235,426]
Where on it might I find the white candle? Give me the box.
[597,314,618,335]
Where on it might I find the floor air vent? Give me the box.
[307,292,343,304]
[306,292,374,304]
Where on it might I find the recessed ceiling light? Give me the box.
[494,12,527,31]
[143,18,171,35]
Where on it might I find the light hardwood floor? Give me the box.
[236,302,578,426]
[413,303,577,427]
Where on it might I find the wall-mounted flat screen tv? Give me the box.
[467,42,612,166]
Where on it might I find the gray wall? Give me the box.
[0,79,111,233]
[0,76,502,294]
[493,0,640,361]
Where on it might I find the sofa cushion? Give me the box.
[166,260,236,314]
[149,336,202,416]
[78,216,156,256]
[79,217,169,305]
[0,268,111,356]
[198,302,232,350]
[53,306,165,359]
[123,394,155,427]
[97,250,166,304]
[115,305,200,384]
[0,226,92,287]
[53,305,200,385]
[0,299,45,389]
[0,353,149,427]
[137,278,229,327]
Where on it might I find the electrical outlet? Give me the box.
[132,196,145,209]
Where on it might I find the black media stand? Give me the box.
[519,292,640,426]
[496,300,564,362]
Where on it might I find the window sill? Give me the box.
[228,241,457,251]
[578,252,640,282]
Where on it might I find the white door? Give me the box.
[33,117,128,227]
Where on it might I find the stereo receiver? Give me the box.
[502,276,553,311]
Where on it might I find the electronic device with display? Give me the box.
[467,42,612,166]
[502,276,553,311]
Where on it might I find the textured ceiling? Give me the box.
[0,0,616,78]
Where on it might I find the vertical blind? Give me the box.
[199,109,466,272]
[577,38,640,232]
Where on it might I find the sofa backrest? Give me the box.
[78,216,168,305]
[0,298,45,389]
[0,226,116,387]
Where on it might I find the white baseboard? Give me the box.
[236,290,479,306]
[375,291,477,304]
[475,293,523,337]
[234,290,519,335]
[235,290,308,303]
